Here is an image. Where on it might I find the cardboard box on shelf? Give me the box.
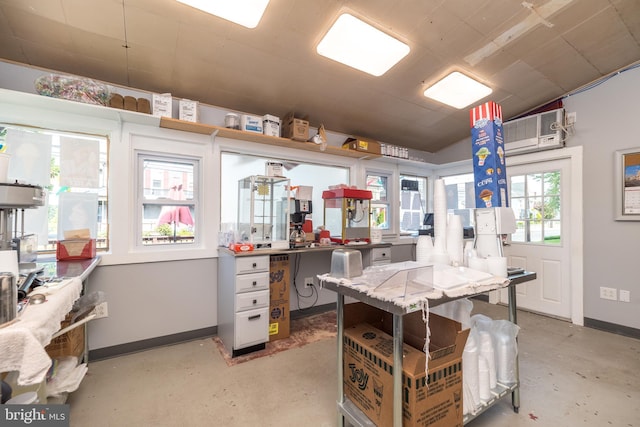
[45,313,85,360]
[241,114,264,134]
[269,255,290,341]
[263,114,281,137]
[343,302,468,427]
[282,112,309,141]
[179,99,199,122]
[342,137,382,155]
[152,93,172,118]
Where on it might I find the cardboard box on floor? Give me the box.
[343,302,469,427]
[269,255,290,341]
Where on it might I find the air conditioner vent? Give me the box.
[504,108,565,155]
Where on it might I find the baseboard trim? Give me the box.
[89,304,338,361]
[584,317,640,340]
[89,326,217,361]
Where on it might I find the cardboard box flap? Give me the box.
[344,302,469,372]
[345,323,426,375]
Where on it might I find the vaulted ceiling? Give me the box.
[1,0,639,152]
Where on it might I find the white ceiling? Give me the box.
[1,0,639,152]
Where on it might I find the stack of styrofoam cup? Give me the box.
[486,256,508,277]
[432,179,449,264]
[416,234,433,264]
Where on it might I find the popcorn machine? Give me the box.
[322,187,372,244]
[237,175,290,249]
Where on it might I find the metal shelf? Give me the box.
[323,270,537,427]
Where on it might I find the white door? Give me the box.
[500,158,573,319]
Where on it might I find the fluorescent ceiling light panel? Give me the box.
[316,13,410,76]
[176,0,269,29]
[423,72,492,109]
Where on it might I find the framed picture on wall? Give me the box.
[615,147,640,221]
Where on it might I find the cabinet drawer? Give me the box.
[236,256,269,274]
[234,307,269,349]
[235,289,269,312]
[235,272,269,293]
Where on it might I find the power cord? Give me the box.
[291,253,319,311]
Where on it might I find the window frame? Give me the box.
[135,150,201,248]
[398,173,428,235]
[0,123,110,253]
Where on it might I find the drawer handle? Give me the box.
[252,299,257,304]
[252,281,257,286]
[248,314,261,321]
[252,262,257,268]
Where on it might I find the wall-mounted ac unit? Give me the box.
[503,108,565,156]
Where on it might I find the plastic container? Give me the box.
[225,113,240,130]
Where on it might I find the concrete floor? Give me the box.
[68,301,640,426]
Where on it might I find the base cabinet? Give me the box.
[218,251,270,357]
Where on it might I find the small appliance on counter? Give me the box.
[289,185,312,248]
[322,187,372,244]
[237,175,290,250]
[0,182,46,325]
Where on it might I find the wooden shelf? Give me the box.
[0,88,160,127]
[159,117,380,160]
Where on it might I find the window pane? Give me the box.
[140,155,197,246]
[400,175,427,234]
[544,195,561,220]
[544,221,561,244]
[441,173,475,227]
[142,203,195,245]
[220,152,349,234]
[2,124,108,252]
[527,173,543,197]
[543,171,560,196]
[367,174,390,230]
[510,170,562,245]
[510,175,525,197]
[143,159,194,201]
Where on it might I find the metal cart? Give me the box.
[320,270,536,427]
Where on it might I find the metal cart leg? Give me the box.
[337,294,345,427]
[393,314,403,427]
[508,285,520,413]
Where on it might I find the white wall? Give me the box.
[562,66,640,329]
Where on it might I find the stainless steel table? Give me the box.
[321,270,536,427]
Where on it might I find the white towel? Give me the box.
[0,327,52,386]
[0,277,82,386]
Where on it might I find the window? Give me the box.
[137,152,198,246]
[1,124,108,252]
[399,174,427,234]
[510,171,561,244]
[220,152,349,234]
[366,173,390,230]
[441,173,475,228]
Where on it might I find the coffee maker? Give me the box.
[289,186,312,247]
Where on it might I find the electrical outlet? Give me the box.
[566,112,577,125]
[304,277,314,288]
[92,302,109,319]
[619,290,630,303]
[599,287,617,301]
